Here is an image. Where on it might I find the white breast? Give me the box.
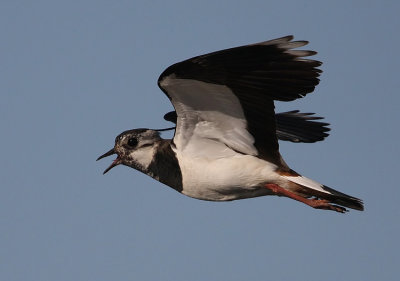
[161,76,282,200]
[174,144,279,201]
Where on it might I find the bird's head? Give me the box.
[97,129,161,174]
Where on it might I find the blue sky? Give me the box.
[1,1,399,280]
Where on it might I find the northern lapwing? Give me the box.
[97,35,363,213]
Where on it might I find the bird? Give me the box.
[97,35,363,213]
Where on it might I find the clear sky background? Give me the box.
[1,1,399,280]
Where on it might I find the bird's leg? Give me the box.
[264,183,347,213]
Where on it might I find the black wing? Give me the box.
[164,110,330,143]
[158,36,322,166]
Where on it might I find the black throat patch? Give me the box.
[147,140,183,192]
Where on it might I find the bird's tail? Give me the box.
[281,174,364,211]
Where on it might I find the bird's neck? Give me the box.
[144,139,183,193]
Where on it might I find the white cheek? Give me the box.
[129,146,155,170]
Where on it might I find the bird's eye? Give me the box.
[127,138,138,147]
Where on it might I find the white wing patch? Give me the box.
[160,75,258,157]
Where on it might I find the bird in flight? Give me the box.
[97,35,363,213]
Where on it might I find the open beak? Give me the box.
[96,148,121,174]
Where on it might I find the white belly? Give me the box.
[176,152,280,201]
